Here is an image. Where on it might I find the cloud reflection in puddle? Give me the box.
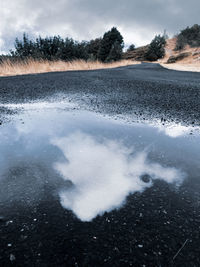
[157,124,194,138]
[52,132,185,221]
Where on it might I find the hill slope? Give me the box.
[160,38,200,71]
[123,37,200,71]
[122,45,149,61]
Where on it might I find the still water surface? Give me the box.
[0,105,199,221]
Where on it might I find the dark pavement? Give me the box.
[0,63,200,267]
[0,63,200,125]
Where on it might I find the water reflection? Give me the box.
[0,109,199,221]
[156,124,195,138]
[53,132,184,221]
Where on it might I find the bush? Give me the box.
[175,24,200,50]
[145,35,166,61]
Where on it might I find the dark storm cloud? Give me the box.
[1,0,200,53]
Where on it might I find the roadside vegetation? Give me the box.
[159,24,200,72]
[1,24,200,76]
[0,27,140,76]
[175,24,200,51]
[123,34,167,62]
[5,27,124,62]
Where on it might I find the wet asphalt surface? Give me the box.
[0,63,200,125]
[0,63,200,267]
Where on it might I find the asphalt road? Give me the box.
[0,63,200,267]
[0,63,200,125]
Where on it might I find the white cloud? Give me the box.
[1,0,200,53]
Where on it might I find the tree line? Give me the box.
[1,26,171,63]
[10,27,124,62]
[3,24,200,64]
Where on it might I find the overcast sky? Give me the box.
[1,0,200,54]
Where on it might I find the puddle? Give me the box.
[0,106,200,221]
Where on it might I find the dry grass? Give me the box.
[0,59,139,77]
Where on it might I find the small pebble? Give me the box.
[10,254,16,261]
[140,174,151,183]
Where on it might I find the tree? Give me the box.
[73,41,89,60]
[127,44,135,52]
[106,41,123,62]
[12,33,36,58]
[87,38,102,60]
[56,38,74,60]
[10,33,90,61]
[145,35,166,61]
[10,29,124,62]
[97,27,124,62]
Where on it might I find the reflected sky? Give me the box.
[156,124,196,138]
[0,108,200,221]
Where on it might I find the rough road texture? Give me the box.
[0,63,200,267]
[0,63,200,125]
